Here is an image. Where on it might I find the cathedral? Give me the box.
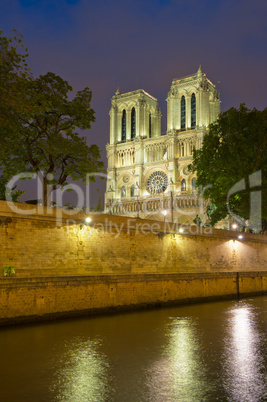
[104,66,220,224]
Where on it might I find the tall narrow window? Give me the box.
[191,93,196,129]
[192,177,196,191]
[149,113,152,138]
[131,107,136,140]
[181,143,184,157]
[163,147,167,160]
[181,179,186,191]
[121,110,126,142]
[121,186,126,198]
[181,96,186,131]
[131,184,135,197]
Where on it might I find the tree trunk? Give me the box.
[42,179,52,207]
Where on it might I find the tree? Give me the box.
[0,31,104,206]
[189,104,267,232]
[0,29,30,201]
[0,29,30,130]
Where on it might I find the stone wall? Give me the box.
[0,200,266,277]
[1,272,266,326]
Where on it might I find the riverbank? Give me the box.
[1,271,266,326]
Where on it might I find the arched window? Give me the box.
[149,113,152,138]
[131,184,135,197]
[121,110,126,142]
[192,177,196,191]
[181,179,186,191]
[131,107,136,140]
[121,186,126,198]
[181,96,186,131]
[191,93,196,129]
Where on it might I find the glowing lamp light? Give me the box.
[232,223,238,229]
[179,228,184,233]
[85,217,92,223]
[162,210,167,223]
[238,235,243,240]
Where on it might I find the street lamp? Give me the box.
[163,209,167,223]
[80,216,92,230]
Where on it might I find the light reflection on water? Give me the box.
[0,296,266,401]
[146,318,208,401]
[50,339,113,401]
[223,303,267,402]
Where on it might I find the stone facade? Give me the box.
[105,66,220,224]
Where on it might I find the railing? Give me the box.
[105,193,203,215]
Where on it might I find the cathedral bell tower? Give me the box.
[167,65,220,133]
[105,67,220,224]
[105,89,161,203]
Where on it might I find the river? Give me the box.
[0,296,267,401]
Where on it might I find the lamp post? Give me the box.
[108,185,114,215]
[170,191,174,223]
[135,182,140,218]
[168,179,174,223]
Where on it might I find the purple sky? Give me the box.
[1,0,266,206]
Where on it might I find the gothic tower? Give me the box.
[105,67,220,223]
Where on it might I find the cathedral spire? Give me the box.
[115,87,120,95]
[197,65,204,75]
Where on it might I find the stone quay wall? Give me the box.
[0,272,267,326]
[0,201,266,277]
[0,200,266,325]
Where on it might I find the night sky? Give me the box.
[1,0,266,206]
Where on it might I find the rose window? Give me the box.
[147,171,168,194]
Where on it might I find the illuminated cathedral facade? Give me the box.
[105,66,220,223]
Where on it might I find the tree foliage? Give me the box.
[0,29,29,128]
[0,30,104,206]
[189,104,267,232]
[0,179,24,202]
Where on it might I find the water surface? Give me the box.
[0,297,266,401]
